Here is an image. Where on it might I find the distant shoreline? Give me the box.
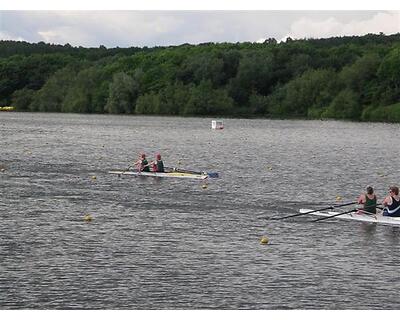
[3,110,400,124]
[2,33,400,123]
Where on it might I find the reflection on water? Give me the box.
[359,223,378,240]
[1,113,400,309]
[384,227,400,245]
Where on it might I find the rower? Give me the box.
[382,186,400,217]
[357,186,377,214]
[151,153,165,172]
[134,153,150,172]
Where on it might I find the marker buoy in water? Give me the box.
[84,214,93,222]
[201,184,208,189]
[260,236,269,245]
[91,175,97,180]
[336,196,342,201]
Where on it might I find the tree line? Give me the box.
[1,33,399,122]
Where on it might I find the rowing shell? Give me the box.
[108,170,208,180]
[299,208,400,226]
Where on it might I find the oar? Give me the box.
[312,208,358,222]
[313,203,379,222]
[357,206,384,216]
[123,165,133,173]
[114,165,132,176]
[275,201,357,220]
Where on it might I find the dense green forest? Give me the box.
[1,33,400,121]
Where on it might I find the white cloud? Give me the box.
[37,30,58,42]
[32,11,186,47]
[1,11,399,47]
[0,31,25,41]
[37,26,94,46]
[283,11,400,41]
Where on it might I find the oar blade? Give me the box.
[207,172,219,178]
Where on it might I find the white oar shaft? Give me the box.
[313,203,379,222]
[276,201,356,220]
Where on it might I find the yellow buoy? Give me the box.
[260,236,269,245]
[84,214,93,222]
[91,175,97,180]
[201,184,208,189]
[336,196,342,201]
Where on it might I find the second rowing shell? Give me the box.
[299,208,400,226]
[108,170,208,180]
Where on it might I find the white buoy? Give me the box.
[211,120,224,130]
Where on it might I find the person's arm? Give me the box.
[358,194,365,204]
[382,196,392,207]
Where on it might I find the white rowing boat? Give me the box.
[108,170,208,180]
[299,208,400,226]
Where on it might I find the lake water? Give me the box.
[1,112,400,309]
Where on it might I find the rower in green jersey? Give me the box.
[133,153,150,172]
[151,153,165,172]
[357,186,377,214]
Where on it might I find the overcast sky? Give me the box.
[0,10,399,48]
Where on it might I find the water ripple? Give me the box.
[1,113,400,309]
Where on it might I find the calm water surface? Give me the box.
[1,113,400,309]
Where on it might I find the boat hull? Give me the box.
[108,170,208,180]
[299,208,400,226]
